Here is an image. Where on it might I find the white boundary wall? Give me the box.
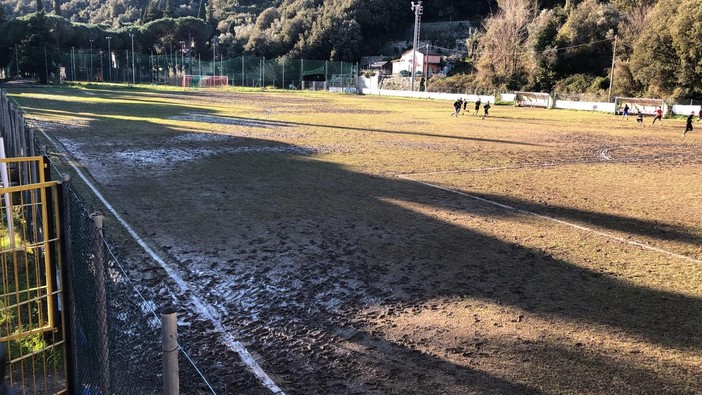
[358,81,637,115]
[671,104,701,116]
[554,100,616,113]
[360,88,495,104]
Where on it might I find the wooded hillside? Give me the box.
[1,0,701,100]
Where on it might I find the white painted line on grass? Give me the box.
[398,174,702,265]
[32,126,285,394]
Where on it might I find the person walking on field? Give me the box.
[481,102,491,120]
[652,107,663,125]
[462,98,468,114]
[684,112,694,136]
[622,104,630,119]
[473,98,482,116]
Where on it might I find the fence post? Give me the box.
[91,212,110,395]
[161,306,179,395]
[60,175,78,394]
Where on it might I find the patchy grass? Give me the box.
[6,84,702,395]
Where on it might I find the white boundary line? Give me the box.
[397,174,702,265]
[23,114,285,393]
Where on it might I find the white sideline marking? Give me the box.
[398,174,702,265]
[33,128,285,394]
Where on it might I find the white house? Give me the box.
[391,49,443,77]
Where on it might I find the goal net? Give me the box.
[181,75,229,88]
[614,97,665,115]
[515,92,553,108]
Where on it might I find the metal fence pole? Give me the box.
[161,306,179,395]
[91,213,111,395]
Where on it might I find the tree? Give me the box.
[142,0,163,24]
[53,0,60,15]
[552,0,620,77]
[198,0,206,21]
[474,0,539,90]
[35,0,44,13]
[629,0,702,99]
[205,0,216,30]
[163,0,175,18]
[17,12,58,83]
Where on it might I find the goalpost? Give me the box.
[614,97,666,115]
[515,92,554,109]
[181,75,229,89]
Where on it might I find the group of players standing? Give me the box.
[451,98,491,120]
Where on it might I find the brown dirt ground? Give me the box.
[18,88,702,395]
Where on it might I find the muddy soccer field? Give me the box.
[9,86,702,394]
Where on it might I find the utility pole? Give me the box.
[410,1,423,92]
[607,35,617,103]
[106,36,112,82]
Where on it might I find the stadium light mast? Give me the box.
[179,41,186,75]
[130,33,135,84]
[89,39,93,82]
[212,36,217,76]
[106,36,112,82]
[410,1,423,92]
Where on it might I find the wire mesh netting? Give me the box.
[1,89,217,394]
[52,49,358,91]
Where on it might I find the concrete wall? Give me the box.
[554,100,616,113]
[671,104,701,116]
[360,88,495,104]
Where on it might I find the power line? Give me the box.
[428,37,617,58]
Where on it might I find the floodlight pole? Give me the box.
[179,41,185,75]
[89,39,93,82]
[212,37,216,76]
[130,33,135,84]
[106,36,112,82]
[410,1,423,92]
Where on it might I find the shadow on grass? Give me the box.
[14,87,702,394]
[465,192,702,247]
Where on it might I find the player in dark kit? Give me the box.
[473,99,481,116]
[451,99,462,117]
[636,109,645,127]
[481,102,491,120]
[684,112,694,136]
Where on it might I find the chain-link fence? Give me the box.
[49,49,358,90]
[1,89,216,394]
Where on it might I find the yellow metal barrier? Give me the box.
[1,156,68,394]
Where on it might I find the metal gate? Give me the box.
[1,156,68,395]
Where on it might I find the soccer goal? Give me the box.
[515,92,554,108]
[614,97,665,115]
[181,75,229,88]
